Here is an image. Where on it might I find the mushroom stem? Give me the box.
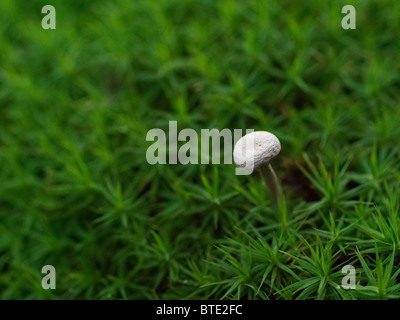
[259,163,281,203]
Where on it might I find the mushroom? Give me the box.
[233,131,282,203]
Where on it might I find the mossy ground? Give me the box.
[1,0,400,299]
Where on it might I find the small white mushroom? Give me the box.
[233,131,282,202]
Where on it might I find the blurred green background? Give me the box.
[1,0,400,299]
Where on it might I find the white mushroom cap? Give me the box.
[233,131,281,170]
